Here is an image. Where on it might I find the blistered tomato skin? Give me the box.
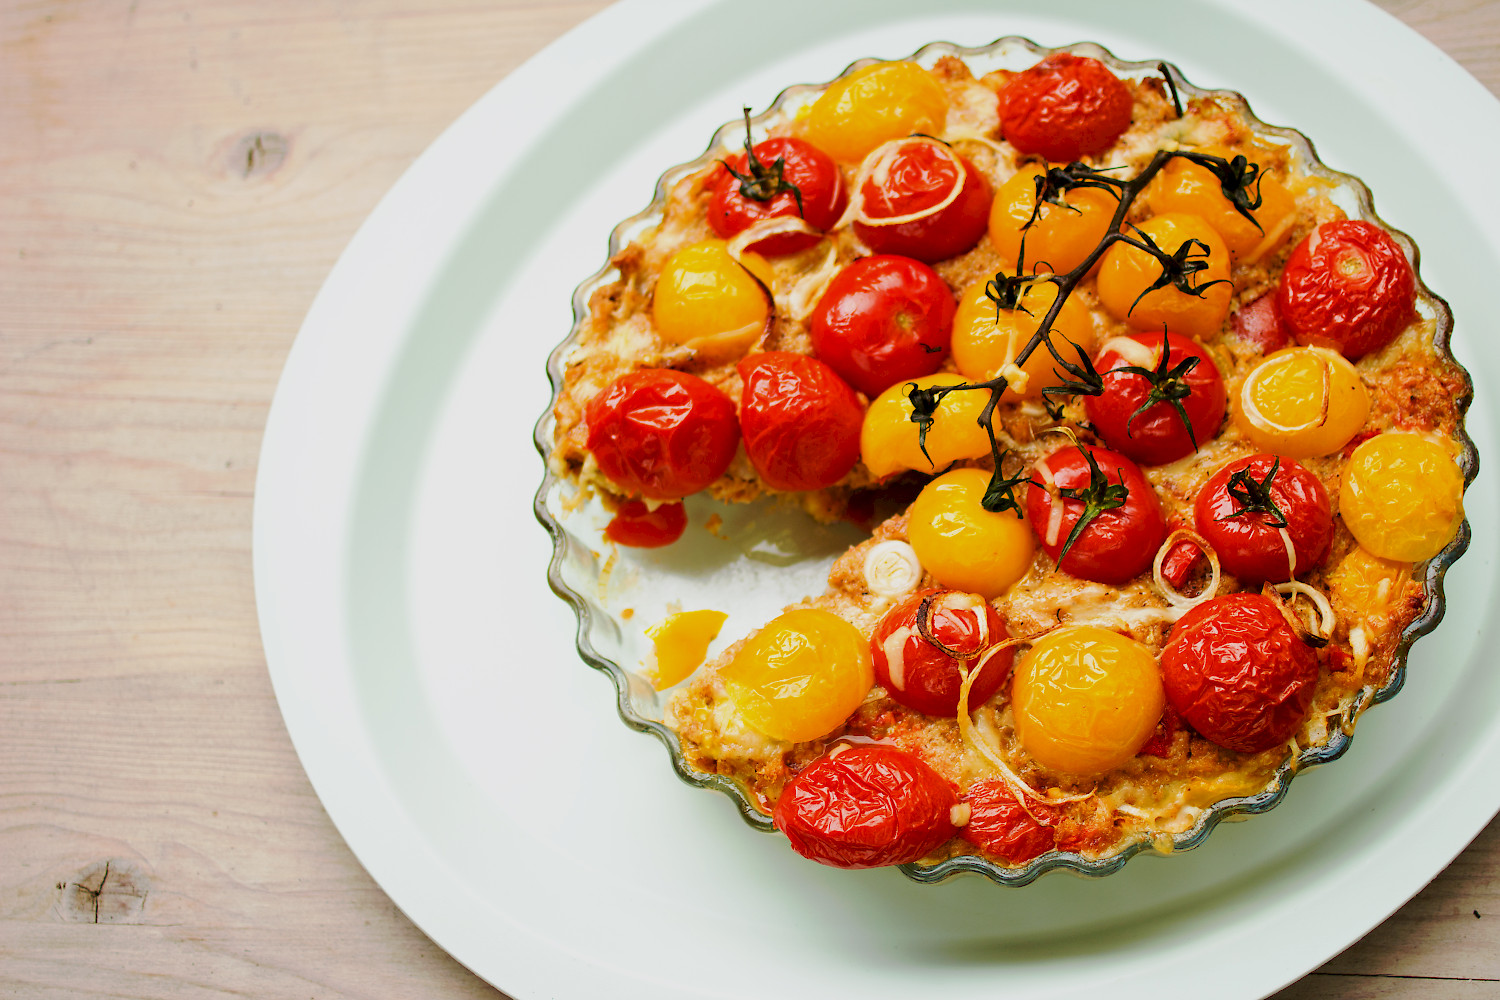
[1161,592,1319,753]
[603,499,687,548]
[1085,331,1227,466]
[860,373,990,479]
[853,145,992,263]
[1340,434,1465,562]
[1025,446,1166,585]
[1194,455,1333,582]
[999,53,1133,162]
[988,164,1117,276]
[773,744,957,869]
[803,61,948,164]
[870,590,1012,717]
[585,370,740,500]
[1097,213,1233,340]
[722,609,873,743]
[737,352,863,492]
[810,255,956,397]
[1277,220,1416,360]
[908,469,1037,600]
[1233,346,1371,459]
[960,780,1058,864]
[709,137,846,256]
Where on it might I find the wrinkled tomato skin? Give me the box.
[999,53,1133,162]
[1195,455,1333,582]
[584,369,740,500]
[870,590,1012,717]
[960,780,1057,864]
[603,499,687,548]
[1277,220,1415,360]
[773,744,958,869]
[853,148,992,263]
[709,137,847,256]
[1161,592,1319,753]
[737,352,864,492]
[1085,331,1227,465]
[810,255,956,397]
[1230,292,1292,354]
[1024,446,1166,585]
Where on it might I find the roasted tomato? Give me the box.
[1097,213,1233,340]
[774,744,957,868]
[908,468,1036,600]
[1340,433,1465,562]
[603,499,687,548]
[988,163,1118,275]
[709,133,846,256]
[1160,592,1319,753]
[1194,455,1333,582]
[1147,145,1297,262]
[950,275,1096,394]
[1229,291,1292,354]
[852,140,991,262]
[1084,331,1226,465]
[737,352,863,492]
[810,254,955,397]
[1025,446,1166,585]
[959,780,1057,864]
[584,369,739,500]
[870,590,1012,716]
[1233,346,1370,459]
[998,53,1133,162]
[1277,220,1415,360]
[860,373,990,479]
[803,60,948,163]
[652,240,772,362]
[721,608,872,743]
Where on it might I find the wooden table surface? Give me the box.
[3,1,1498,997]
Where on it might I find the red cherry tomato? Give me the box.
[709,136,847,256]
[737,352,863,491]
[1160,592,1319,753]
[1084,331,1227,465]
[852,142,991,263]
[1025,445,1166,585]
[1230,291,1291,354]
[959,780,1057,864]
[870,590,1012,717]
[1277,220,1415,359]
[810,255,955,397]
[773,744,958,868]
[999,53,1133,162]
[584,369,739,500]
[603,499,687,548]
[1194,454,1332,582]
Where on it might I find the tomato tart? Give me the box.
[540,38,1475,884]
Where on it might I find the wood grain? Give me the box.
[0,2,1494,998]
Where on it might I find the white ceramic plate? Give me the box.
[254,2,1500,998]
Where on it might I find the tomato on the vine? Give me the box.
[774,744,957,869]
[709,134,846,256]
[960,780,1057,864]
[810,254,955,397]
[998,53,1133,162]
[1084,331,1226,466]
[1025,446,1165,585]
[1160,592,1319,753]
[870,590,1012,717]
[737,351,863,492]
[1194,455,1332,582]
[852,140,991,263]
[603,499,687,548]
[585,369,739,500]
[988,163,1118,276]
[1277,220,1416,359]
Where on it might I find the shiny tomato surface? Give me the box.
[1025,446,1165,585]
[1277,220,1415,359]
[870,590,1011,717]
[773,744,957,868]
[998,53,1133,162]
[852,143,991,262]
[959,780,1058,864]
[1161,592,1319,753]
[709,136,846,256]
[737,351,863,492]
[1195,455,1332,582]
[1085,331,1227,465]
[1229,291,1292,354]
[584,369,739,500]
[810,254,955,397]
[602,499,687,548]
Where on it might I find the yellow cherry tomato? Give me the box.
[1233,346,1371,458]
[1148,145,1297,262]
[1097,213,1233,340]
[652,240,772,361]
[950,277,1096,395]
[1340,434,1465,562]
[1011,626,1164,775]
[803,61,948,163]
[860,373,990,479]
[643,610,728,690]
[907,468,1035,599]
[988,164,1118,275]
[721,608,873,742]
